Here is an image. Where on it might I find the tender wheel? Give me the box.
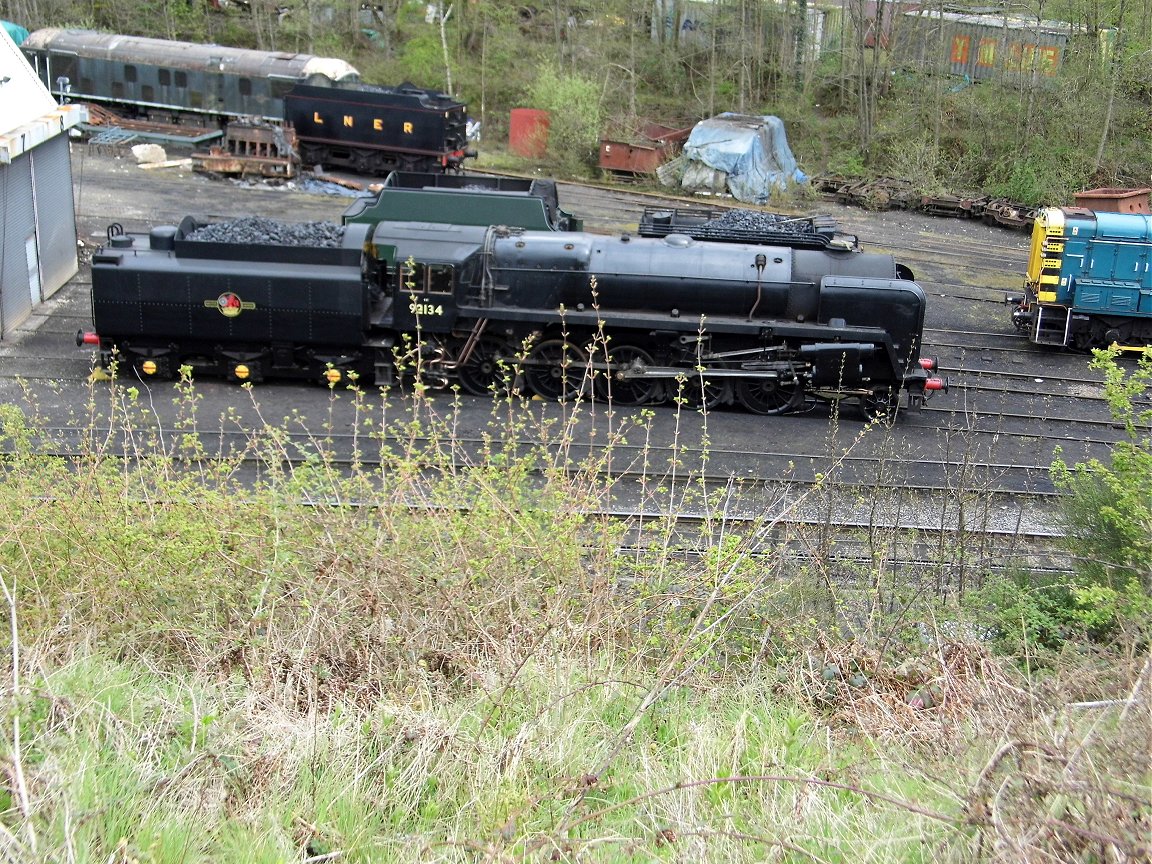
[736,377,802,415]
[457,338,511,396]
[348,148,381,174]
[860,388,901,423]
[298,144,325,168]
[523,339,586,401]
[596,345,660,405]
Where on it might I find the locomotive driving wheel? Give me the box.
[736,377,802,415]
[675,371,726,411]
[523,339,587,401]
[457,337,511,396]
[597,345,660,405]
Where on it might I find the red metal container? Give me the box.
[598,123,692,175]
[509,109,550,158]
[1073,187,1151,213]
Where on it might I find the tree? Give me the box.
[1052,347,1152,593]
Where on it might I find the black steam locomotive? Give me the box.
[78,211,946,418]
[20,28,474,174]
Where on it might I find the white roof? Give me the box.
[0,27,86,163]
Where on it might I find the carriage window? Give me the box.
[124,64,137,83]
[175,70,187,88]
[159,69,171,86]
[238,77,252,96]
[400,263,454,294]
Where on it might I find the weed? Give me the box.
[0,366,1147,862]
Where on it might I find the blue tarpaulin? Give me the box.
[659,113,807,204]
[2,20,30,44]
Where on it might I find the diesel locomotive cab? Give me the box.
[1010,206,1152,351]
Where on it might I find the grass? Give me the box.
[0,368,1148,863]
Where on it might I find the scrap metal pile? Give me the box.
[812,175,1039,230]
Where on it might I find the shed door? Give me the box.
[0,156,36,337]
[32,136,79,299]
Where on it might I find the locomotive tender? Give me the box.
[78,216,947,418]
[20,28,474,174]
[1009,207,1152,350]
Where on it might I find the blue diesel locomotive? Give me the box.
[1010,207,1152,350]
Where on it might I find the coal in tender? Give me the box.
[185,217,346,247]
[697,209,816,237]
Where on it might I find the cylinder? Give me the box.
[508,109,550,158]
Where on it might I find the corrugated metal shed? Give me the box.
[0,27,86,338]
[893,10,1077,82]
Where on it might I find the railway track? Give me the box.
[19,417,1066,495]
[4,149,1133,546]
[6,432,1072,585]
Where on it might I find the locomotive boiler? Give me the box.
[20,28,474,174]
[1009,206,1152,351]
[78,217,947,418]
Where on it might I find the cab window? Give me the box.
[400,263,454,294]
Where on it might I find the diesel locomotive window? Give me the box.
[238,78,252,96]
[159,69,171,86]
[270,79,294,99]
[175,70,188,88]
[124,65,138,83]
[400,263,454,294]
[52,55,77,82]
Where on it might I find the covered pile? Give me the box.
[658,113,808,205]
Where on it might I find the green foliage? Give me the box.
[976,349,1152,655]
[396,31,449,92]
[826,149,868,178]
[1052,348,1152,592]
[972,570,1151,653]
[21,0,1152,193]
[526,63,603,175]
[983,151,1087,207]
[1,372,1150,861]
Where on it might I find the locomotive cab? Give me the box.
[392,260,462,333]
[371,221,489,335]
